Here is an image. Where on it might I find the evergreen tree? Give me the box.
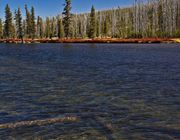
[96,20,100,37]
[0,19,3,39]
[45,17,51,38]
[22,20,26,38]
[62,0,72,38]
[31,6,36,39]
[157,1,163,37]
[57,18,64,38]
[88,6,96,38]
[50,17,56,38]
[11,23,16,38]
[15,7,23,39]
[37,16,43,38]
[103,17,109,37]
[1,0,180,39]
[25,4,31,38]
[4,4,14,38]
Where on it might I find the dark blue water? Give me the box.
[0,43,180,139]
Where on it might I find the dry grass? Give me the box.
[171,38,180,43]
[0,38,179,43]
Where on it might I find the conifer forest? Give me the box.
[0,0,180,39]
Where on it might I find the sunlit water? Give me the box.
[0,43,180,139]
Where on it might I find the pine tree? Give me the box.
[4,4,14,38]
[57,18,64,38]
[37,16,43,38]
[0,19,3,39]
[50,17,56,38]
[11,23,16,38]
[1,0,180,39]
[103,17,109,37]
[96,20,100,37]
[31,6,36,39]
[74,14,78,38]
[25,5,31,38]
[62,0,72,38]
[22,20,26,38]
[88,6,96,38]
[157,1,163,37]
[15,7,23,40]
[45,17,51,38]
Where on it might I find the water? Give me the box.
[0,43,180,139]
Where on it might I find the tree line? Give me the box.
[0,0,180,40]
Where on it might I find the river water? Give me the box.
[0,43,180,139]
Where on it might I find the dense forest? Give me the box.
[0,0,180,40]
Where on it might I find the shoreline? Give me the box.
[0,38,180,44]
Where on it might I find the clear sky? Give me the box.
[0,0,134,19]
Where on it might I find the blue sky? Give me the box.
[0,0,134,19]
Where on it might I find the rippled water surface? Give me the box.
[0,43,180,139]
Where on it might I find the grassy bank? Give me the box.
[0,38,180,44]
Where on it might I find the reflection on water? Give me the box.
[0,43,180,139]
